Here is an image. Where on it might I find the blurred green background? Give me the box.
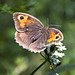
[0,0,75,75]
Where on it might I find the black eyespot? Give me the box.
[56,36,59,39]
[20,16,24,20]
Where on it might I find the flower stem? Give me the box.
[30,60,47,75]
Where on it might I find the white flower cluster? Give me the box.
[56,73,59,75]
[51,42,67,65]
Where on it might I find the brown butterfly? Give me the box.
[13,12,63,53]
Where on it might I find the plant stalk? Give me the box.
[30,60,47,75]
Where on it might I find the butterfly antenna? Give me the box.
[46,18,50,27]
[49,24,61,27]
[46,18,61,28]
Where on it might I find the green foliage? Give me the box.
[47,64,75,75]
[0,4,13,14]
[0,0,35,14]
[0,0,75,75]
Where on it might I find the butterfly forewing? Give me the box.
[13,12,44,32]
[45,28,63,45]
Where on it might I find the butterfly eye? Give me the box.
[20,16,24,20]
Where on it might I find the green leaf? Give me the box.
[0,4,13,14]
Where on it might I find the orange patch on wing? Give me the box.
[20,16,28,27]
[47,32,59,42]
[18,15,34,28]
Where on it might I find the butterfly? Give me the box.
[13,12,63,53]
